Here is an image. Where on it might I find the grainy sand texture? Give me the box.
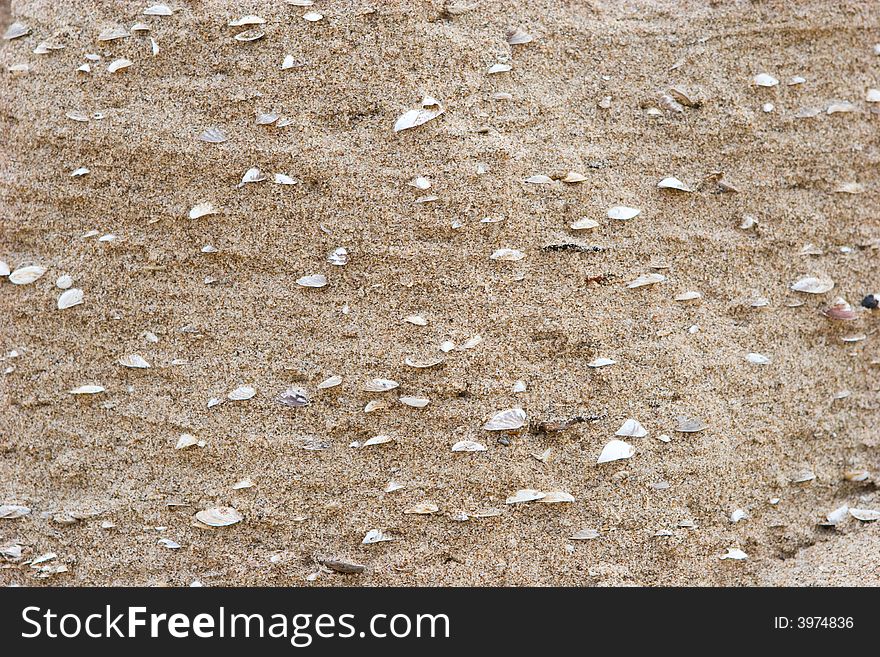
[1,0,879,586]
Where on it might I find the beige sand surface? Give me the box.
[1,0,878,586]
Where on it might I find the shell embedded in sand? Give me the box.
[363,378,399,392]
[195,507,242,527]
[791,275,834,294]
[657,176,693,192]
[483,408,526,431]
[607,206,641,220]
[228,385,256,400]
[394,96,445,132]
[69,385,105,395]
[506,489,546,504]
[57,289,84,309]
[615,418,648,438]
[597,440,634,463]
[9,265,46,285]
[452,440,486,452]
[119,354,150,369]
[296,274,327,288]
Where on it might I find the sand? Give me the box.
[1,0,878,586]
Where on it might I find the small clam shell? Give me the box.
[483,408,526,431]
[195,507,242,527]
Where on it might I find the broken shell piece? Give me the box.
[317,375,342,390]
[70,385,105,394]
[791,275,834,294]
[867,89,880,103]
[97,26,129,41]
[657,177,693,192]
[823,298,857,321]
[452,440,486,452]
[361,435,393,448]
[488,63,512,74]
[319,558,366,574]
[0,504,32,518]
[144,4,174,16]
[57,288,84,310]
[753,73,778,87]
[362,529,395,544]
[675,291,701,301]
[570,218,599,230]
[745,352,771,365]
[399,396,429,408]
[55,274,73,289]
[303,11,323,21]
[483,408,526,431]
[228,385,256,401]
[490,248,525,261]
[239,167,267,185]
[228,15,265,26]
[720,548,748,560]
[525,174,553,184]
[587,357,616,368]
[189,202,217,219]
[827,101,857,114]
[3,22,30,40]
[404,502,438,515]
[849,508,880,522]
[675,416,707,433]
[107,58,132,73]
[627,273,665,289]
[615,418,648,438]
[175,433,202,450]
[597,440,634,464]
[296,274,327,288]
[233,29,265,42]
[570,528,600,540]
[506,27,533,45]
[394,96,445,132]
[562,171,586,183]
[539,491,575,503]
[199,127,228,143]
[506,489,545,504]
[607,206,641,220]
[119,354,150,369]
[364,378,398,392]
[403,314,427,326]
[277,387,309,407]
[10,265,47,285]
[195,507,242,527]
[327,247,348,266]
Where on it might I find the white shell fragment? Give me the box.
[483,408,527,431]
[55,274,73,289]
[506,489,546,504]
[363,378,399,392]
[570,218,599,230]
[404,502,439,515]
[10,265,47,285]
[296,274,327,288]
[675,417,708,433]
[399,396,429,408]
[0,504,32,519]
[144,4,173,16]
[597,439,634,464]
[195,507,242,527]
[657,177,693,192]
[753,73,779,87]
[189,202,217,219]
[199,128,228,143]
[51,286,79,309]
[791,276,834,294]
[69,385,105,394]
[607,206,641,220]
[627,273,665,289]
[107,58,132,73]
[119,354,150,369]
[317,375,342,390]
[228,15,265,26]
[507,27,533,45]
[228,385,256,401]
[587,357,616,368]
[720,548,748,560]
[849,508,880,522]
[363,529,395,544]
[394,96,445,133]
[490,248,525,261]
[745,352,771,365]
[615,418,648,438]
[4,22,30,40]
[451,440,487,452]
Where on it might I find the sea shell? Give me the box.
[505,489,545,504]
[597,439,634,464]
[615,418,648,438]
[119,354,150,369]
[228,385,256,401]
[451,440,486,452]
[57,288,84,310]
[753,73,779,87]
[9,265,46,285]
[627,273,665,289]
[483,408,526,431]
[490,248,525,261]
[394,96,445,132]
[607,206,641,220]
[657,177,693,192]
[791,276,834,294]
[195,507,242,527]
[69,385,105,394]
[363,378,399,392]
